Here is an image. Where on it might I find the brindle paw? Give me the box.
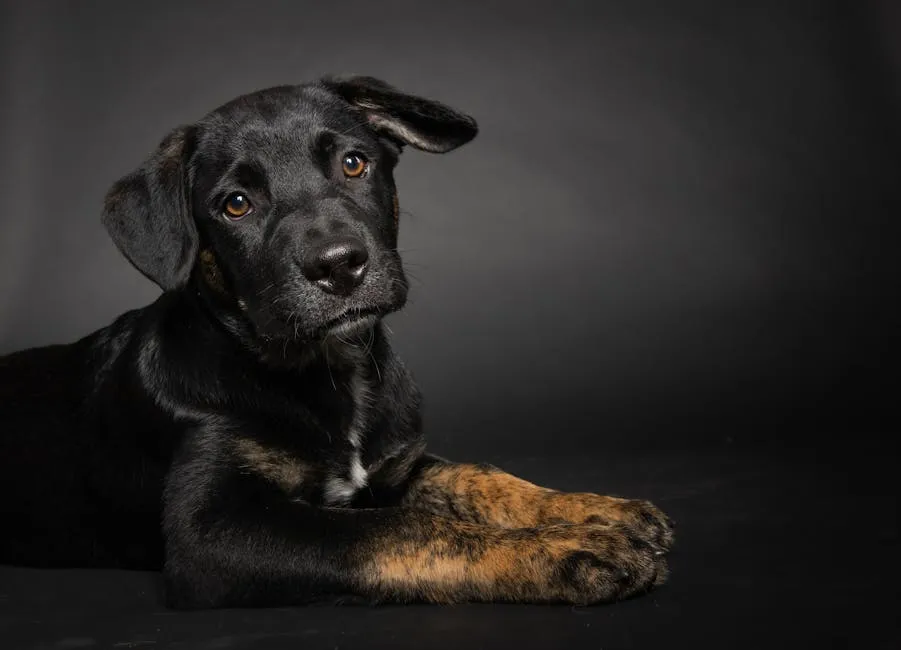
[524,523,667,604]
[612,498,675,550]
[544,493,675,550]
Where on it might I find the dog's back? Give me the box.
[0,308,168,569]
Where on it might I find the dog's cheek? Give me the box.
[199,249,228,295]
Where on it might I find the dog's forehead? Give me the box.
[206,83,340,122]
[196,84,364,157]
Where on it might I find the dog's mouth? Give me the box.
[249,300,401,345]
[315,306,388,339]
[246,269,408,344]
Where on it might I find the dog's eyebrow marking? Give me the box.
[232,437,306,493]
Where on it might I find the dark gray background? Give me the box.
[1,0,898,458]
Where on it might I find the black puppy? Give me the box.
[0,76,674,608]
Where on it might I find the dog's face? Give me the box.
[102,76,476,343]
[190,85,409,342]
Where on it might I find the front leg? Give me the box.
[163,434,666,608]
[402,456,675,549]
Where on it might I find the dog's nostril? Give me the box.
[302,236,369,295]
[346,247,367,270]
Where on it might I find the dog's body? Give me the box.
[0,76,673,609]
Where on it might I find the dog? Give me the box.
[0,75,674,609]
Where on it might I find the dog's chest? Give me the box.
[319,367,373,506]
[234,366,379,506]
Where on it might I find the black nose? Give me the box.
[301,236,369,296]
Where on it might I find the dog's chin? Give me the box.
[320,312,382,340]
[252,303,398,345]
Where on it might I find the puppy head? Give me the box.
[101,75,477,342]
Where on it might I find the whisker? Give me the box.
[403,271,424,287]
[324,337,337,391]
[368,324,382,383]
[254,282,277,298]
[366,323,376,353]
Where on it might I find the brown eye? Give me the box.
[223,192,252,219]
[341,152,368,178]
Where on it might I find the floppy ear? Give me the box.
[101,125,198,292]
[320,75,478,153]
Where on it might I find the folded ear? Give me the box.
[320,75,478,153]
[101,126,198,291]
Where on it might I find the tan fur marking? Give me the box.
[232,438,306,493]
[542,492,635,525]
[364,519,653,604]
[365,523,520,603]
[374,546,474,602]
[408,464,552,527]
[199,249,228,294]
[406,464,673,549]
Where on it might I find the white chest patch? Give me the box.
[322,368,373,506]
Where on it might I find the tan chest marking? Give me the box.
[233,437,308,493]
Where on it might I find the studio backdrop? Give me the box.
[1,0,898,458]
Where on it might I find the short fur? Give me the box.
[0,76,674,608]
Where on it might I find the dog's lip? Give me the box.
[318,304,393,334]
[326,306,384,328]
